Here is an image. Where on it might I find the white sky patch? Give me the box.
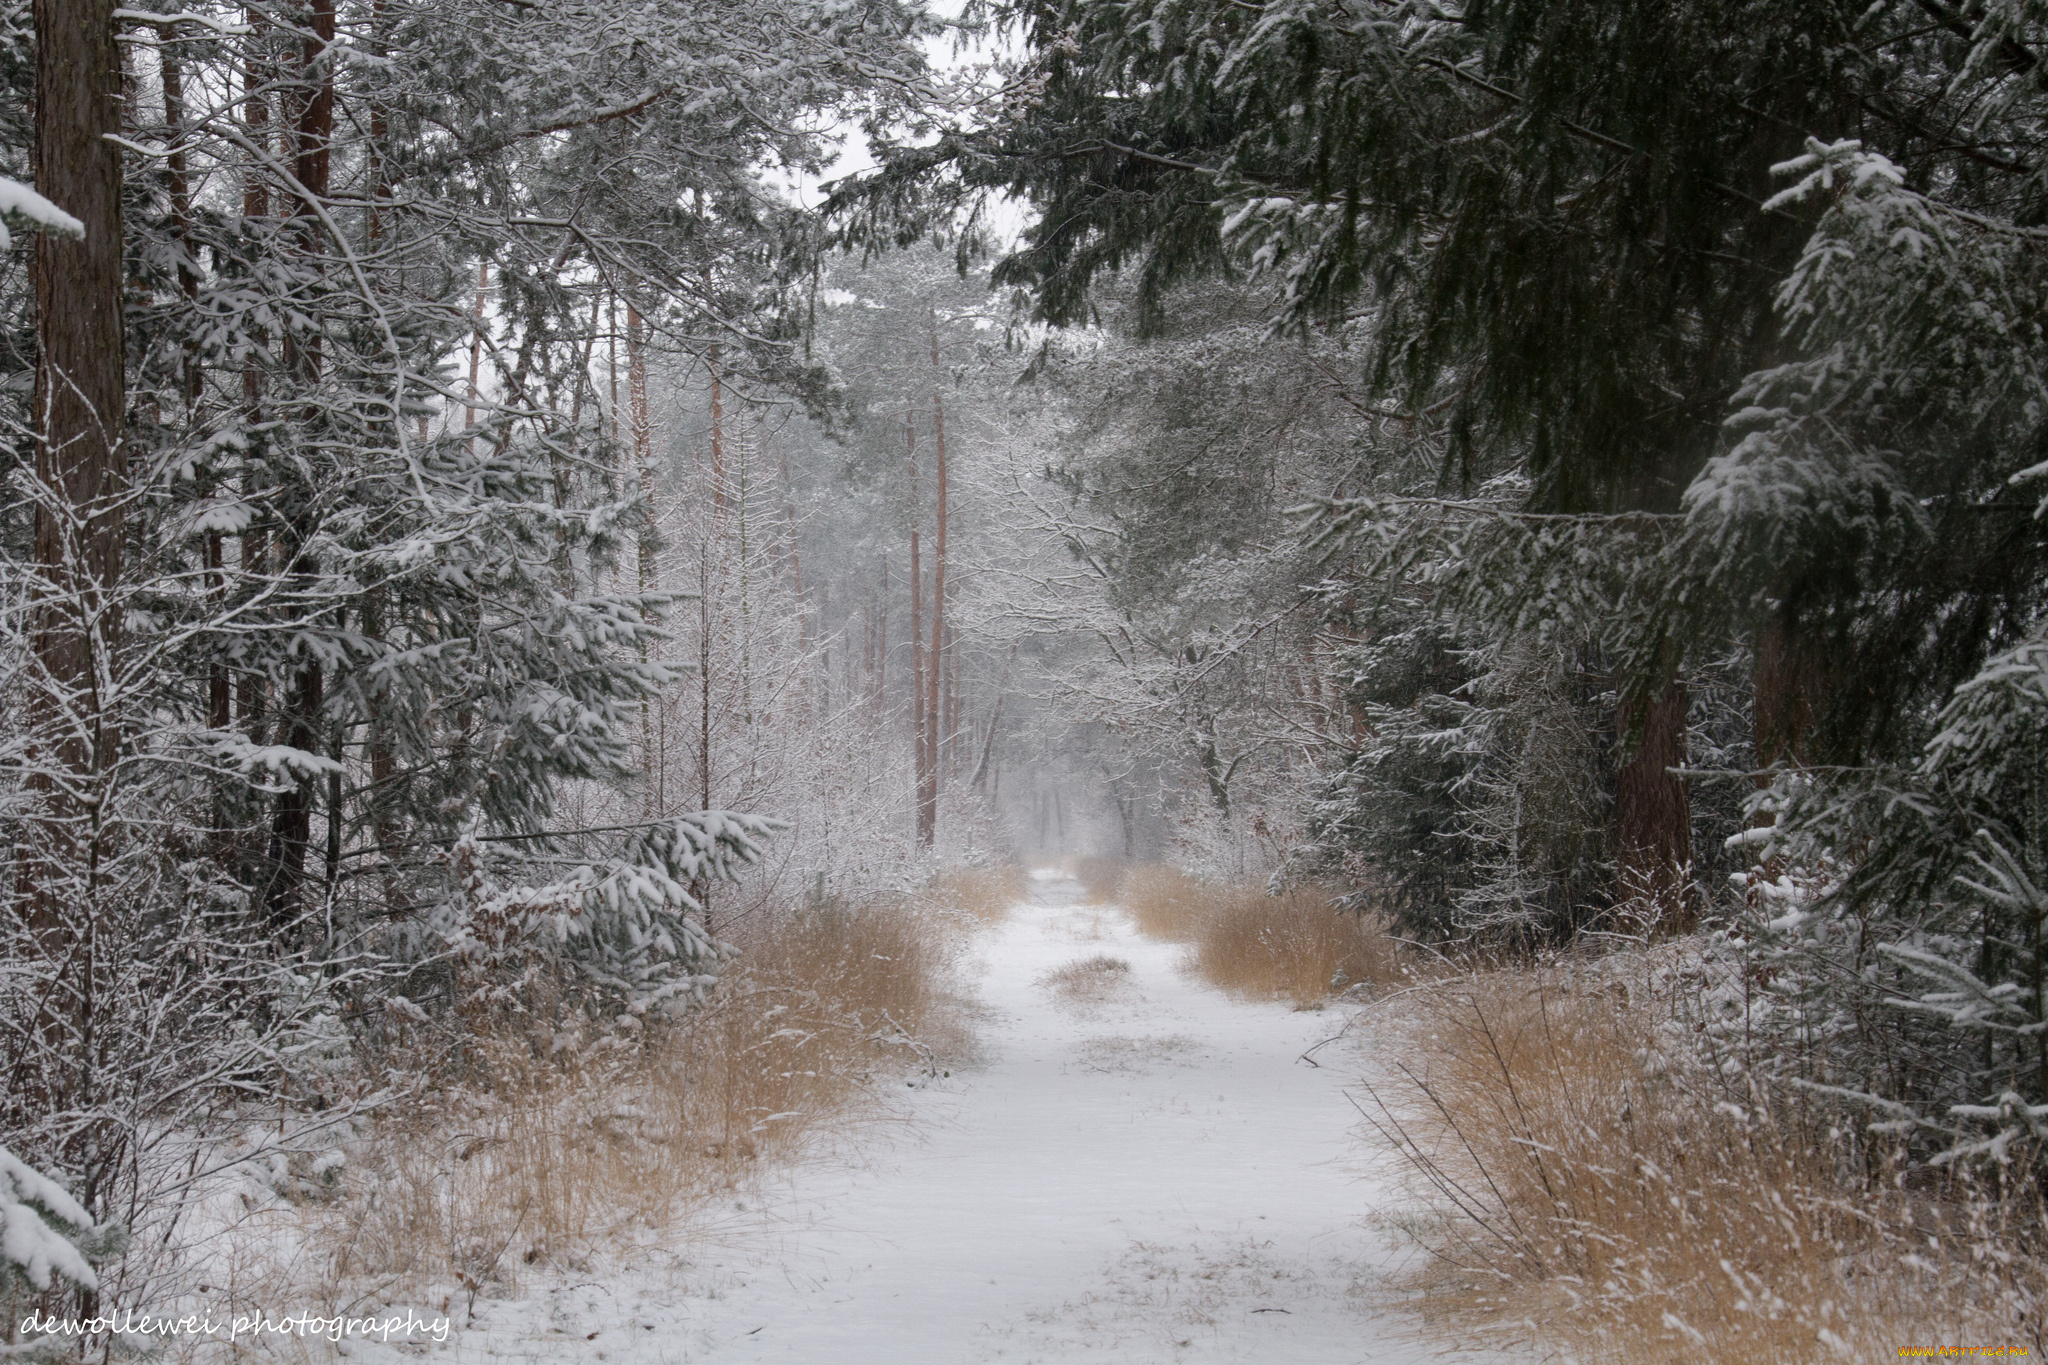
[771,0,1034,252]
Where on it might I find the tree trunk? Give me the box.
[25,0,126,925]
[1753,604,1826,771]
[627,300,656,598]
[779,448,809,715]
[262,0,336,927]
[923,387,945,840]
[1615,681,1692,926]
[908,412,930,846]
[464,261,488,445]
[237,21,268,739]
[708,346,725,518]
[606,291,619,453]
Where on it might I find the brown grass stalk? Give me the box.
[289,897,965,1309]
[1119,865,1406,1005]
[1367,965,2048,1361]
[922,864,1027,925]
[1190,883,1406,1005]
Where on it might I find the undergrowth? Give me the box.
[1364,955,2048,1361]
[1116,864,1407,1005]
[922,864,1027,925]
[258,894,971,1318]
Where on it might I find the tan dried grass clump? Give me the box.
[1118,865,1405,1005]
[1369,965,2048,1361]
[296,898,962,1308]
[1119,864,1209,940]
[1037,953,1134,1006]
[922,864,1027,925]
[1190,883,1405,1006]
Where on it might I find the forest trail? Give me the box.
[463,872,1462,1364]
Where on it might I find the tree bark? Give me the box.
[464,260,488,445]
[627,300,656,600]
[923,384,945,838]
[238,12,268,736]
[1753,604,1826,771]
[708,346,725,518]
[26,0,126,922]
[262,0,336,927]
[908,412,931,846]
[1615,681,1692,926]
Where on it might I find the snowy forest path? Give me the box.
[470,871,1457,1363]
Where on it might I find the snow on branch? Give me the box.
[0,176,83,251]
[0,1146,98,1292]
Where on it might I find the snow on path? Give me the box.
[451,872,1465,1364]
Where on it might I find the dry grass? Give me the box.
[1119,865,1406,1006]
[1037,953,1134,1006]
[1368,964,2048,1361]
[1118,864,1211,939]
[922,864,1027,925]
[290,898,964,1309]
[1190,883,1406,1006]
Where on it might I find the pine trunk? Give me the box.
[24,0,125,928]
[923,386,946,840]
[262,2,336,927]
[908,411,930,846]
[1753,605,1826,771]
[1615,681,1692,925]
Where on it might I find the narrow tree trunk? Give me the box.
[779,448,809,715]
[945,623,959,774]
[263,0,336,929]
[923,382,946,839]
[606,291,619,455]
[554,293,603,580]
[291,0,333,226]
[464,260,488,445]
[237,25,269,738]
[697,542,713,931]
[972,690,1004,792]
[362,588,402,909]
[365,0,388,248]
[163,32,227,738]
[908,412,929,846]
[708,346,725,518]
[627,300,656,599]
[734,406,752,726]
[159,28,199,401]
[623,300,659,803]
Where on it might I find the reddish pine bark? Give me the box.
[25,0,126,922]
[1615,682,1692,926]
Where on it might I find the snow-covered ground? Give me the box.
[413,872,1466,1363]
